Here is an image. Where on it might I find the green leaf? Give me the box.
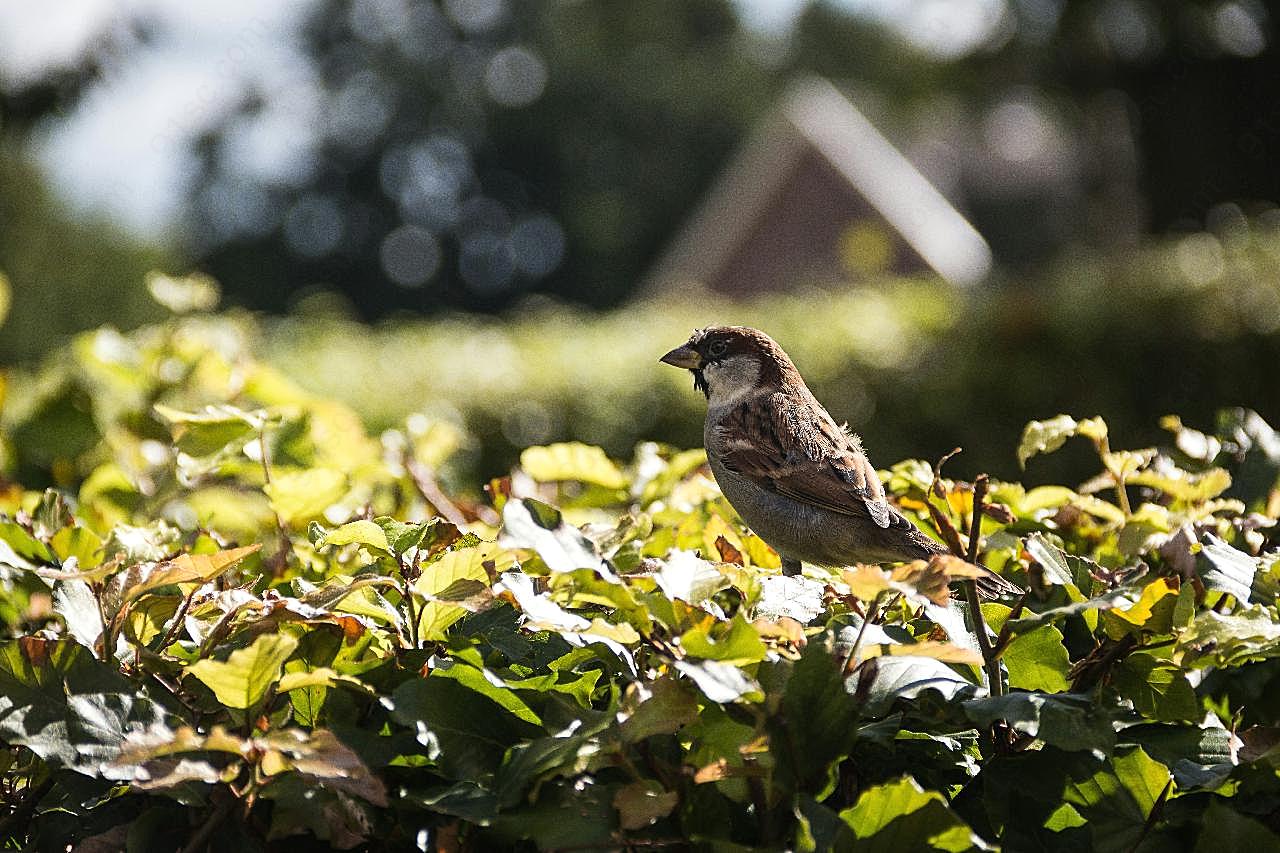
[103,520,182,563]
[1023,533,1096,588]
[494,704,613,808]
[796,796,857,853]
[315,519,393,557]
[1175,606,1280,669]
[1017,415,1108,469]
[0,638,168,775]
[963,692,1115,755]
[756,575,826,624]
[520,442,628,489]
[414,543,509,640]
[1129,465,1231,503]
[1192,799,1280,851]
[374,516,461,558]
[1111,653,1200,722]
[153,403,265,457]
[50,524,104,569]
[839,620,980,715]
[1004,590,1129,636]
[1101,577,1180,640]
[0,521,54,565]
[1061,747,1170,853]
[276,667,373,696]
[984,603,1070,692]
[773,638,860,797]
[388,673,542,782]
[838,776,987,852]
[187,633,299,709]
[653,549,728,604]
[618,677,699,743]
[674,659,761,704]
[679,613,766,665]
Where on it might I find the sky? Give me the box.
[0,0,1009,241]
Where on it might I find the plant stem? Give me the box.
[966,474,988,565]
[402,573,420,649]
[962,474,1003,696]
[258,421,291,576]
[842,591,884,676]
[1125,778,1172,853]
[405,454,469,528]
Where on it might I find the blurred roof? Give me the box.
[648,77,993,292]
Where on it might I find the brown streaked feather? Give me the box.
[716,391,893,529]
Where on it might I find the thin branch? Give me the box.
[258,421,291,576]
[1125,778,1172,853]
[962,474,1003,697]
[181,792,235,853]
[966,474,988,565]
[405,455,469,528]
[842,591,884,677]
[927,448,967,554]
[401,570,420,650]
[991,589,1031,657]
[157,584,200,651]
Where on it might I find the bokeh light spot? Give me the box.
[510,215,565,278]
[380,225,441,288]
[283,194,344,259]
[1212,1,1267,57]
[484,46,547,108]
[444,0,505,33]
[460,232,516,293]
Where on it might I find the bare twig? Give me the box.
[926,449,967,554]
[181,790,235,853]
[258,421,291,577]
[157,584,200,651]
[962,474,1004,698]
[401,573,420,650]
[405,455,468,528]
[842,591,885,677]
[966,474,988,565]
[991,589,1031,657]
[1125,778,1172,853]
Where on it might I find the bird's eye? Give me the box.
[708,340,728,358]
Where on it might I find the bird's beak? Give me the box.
[659,345,702,370]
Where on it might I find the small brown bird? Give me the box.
[660,325,1019,599]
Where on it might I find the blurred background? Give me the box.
[1,0,1279,488]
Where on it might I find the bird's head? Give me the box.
[659,326,798,406]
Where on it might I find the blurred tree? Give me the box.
[0,154,167,363]
[187,0,773,317]
[0,21,170,364]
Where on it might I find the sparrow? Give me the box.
[660,325,1020,600]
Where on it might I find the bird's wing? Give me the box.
[717,392,893,528]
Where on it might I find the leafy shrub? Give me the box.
[261,214,1280,485]
[1,292,1279,850]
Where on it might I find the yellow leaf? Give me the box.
[843,565,893,601]
[414,543,512,640]
[1102,577,1180,640]
[520,442,628,489]
[125,545,261,604]
[265,468,347,525]
[187,633,298,709]
[861,641,983,666]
